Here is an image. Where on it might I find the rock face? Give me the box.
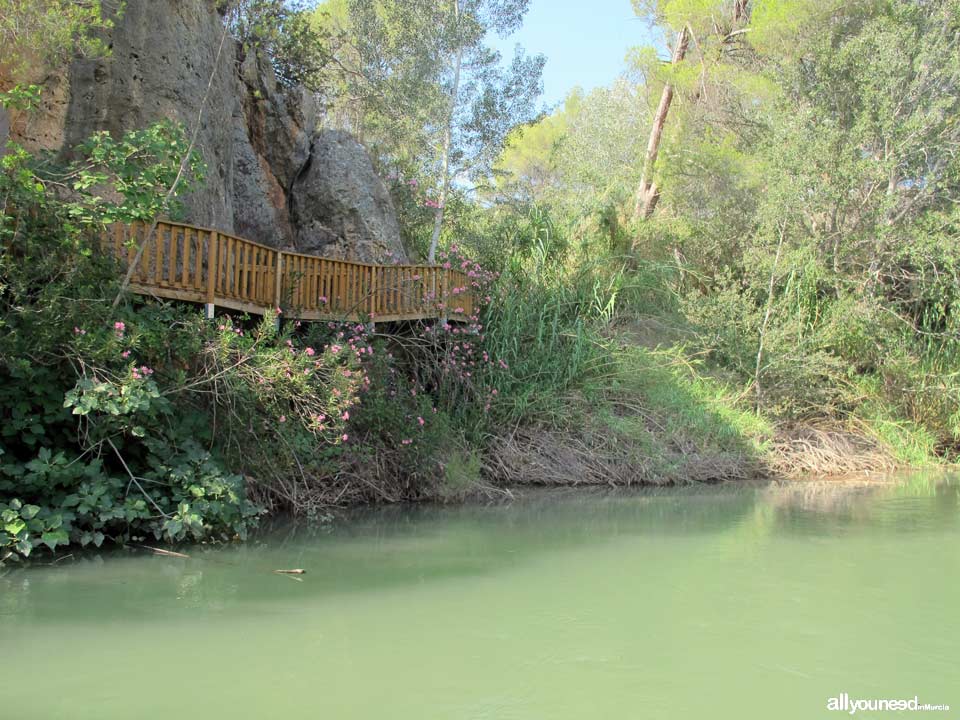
[291,131,404,261]
[5,0,406,262]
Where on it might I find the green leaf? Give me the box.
[19,504,40,520]
[15,538,32,557]
[3,519,26,536]
[40,529,69,550]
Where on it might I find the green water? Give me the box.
[2,475,958,719]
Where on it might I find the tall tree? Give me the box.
[629,0,752,241]
[632,24,688,222]
[317,0,543,261]
[426,0,544,261]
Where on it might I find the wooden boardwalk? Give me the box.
[103,220,475,322]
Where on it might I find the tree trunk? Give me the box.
[632,25,689,229]
[428,0,462,264]
[734,0,749,22]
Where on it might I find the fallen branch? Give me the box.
[140,545,191,559]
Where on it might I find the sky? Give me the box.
[491,0,665,110]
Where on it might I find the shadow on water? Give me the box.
[1,471,956,625]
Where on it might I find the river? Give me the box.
[1,473,957,719]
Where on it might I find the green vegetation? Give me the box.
[3,0,960,562]
[470,0,960,476]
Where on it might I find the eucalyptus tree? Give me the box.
[423,0,545,261]
[315,0,544,261]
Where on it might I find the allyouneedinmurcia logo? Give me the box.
[827,693,951,714]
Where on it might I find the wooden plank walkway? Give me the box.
[103,220,475,322]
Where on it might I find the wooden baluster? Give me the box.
[250,246,258,303]
[165,224,178,288]
[238,242,248,301]
[258,247,266,305]
[250,244,257,301]
[393,267,399,314]
[217,233,226,296]
[180,228,191,288]
[194,230,204,291]
[206,231,218,318]
[298,255,305,309]
[343,263,356,314]
[291,255,299,309]
[332,261,340,313]
[334,261,342,314]
[274,251,284,311]
[249,244,255,302]
[226,237,235,298]
[317,259,325,313]
[355,264,361,316]
[247,245,259,302]
[144,223,153,284]
[368,264,377,319]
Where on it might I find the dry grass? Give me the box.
[765,425,897,478]
[484,426,758,487]
[482,422,901,488]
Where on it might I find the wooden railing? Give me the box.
[102,220,476,323]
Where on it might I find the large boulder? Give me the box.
[5,0,404,260]
[230,52,317,246]
[290,130,407,262]
[60,0,240,231]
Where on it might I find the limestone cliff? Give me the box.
[1,0,406,263]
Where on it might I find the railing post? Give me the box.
[273,250,284,328]
[205,231,217,320]
[368,264,376,320]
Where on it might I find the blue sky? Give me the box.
[491,0,665,109]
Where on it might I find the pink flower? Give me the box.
[121,350,131,359]
[305,347,316,356]
[279,415,286,423]
[319,296,328,304]
[342,411,350,421]
[342,434,349,442]
[417,416,425,426]
[275,306,283,315]
[401,439,412,445]
[113,321,125,335]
